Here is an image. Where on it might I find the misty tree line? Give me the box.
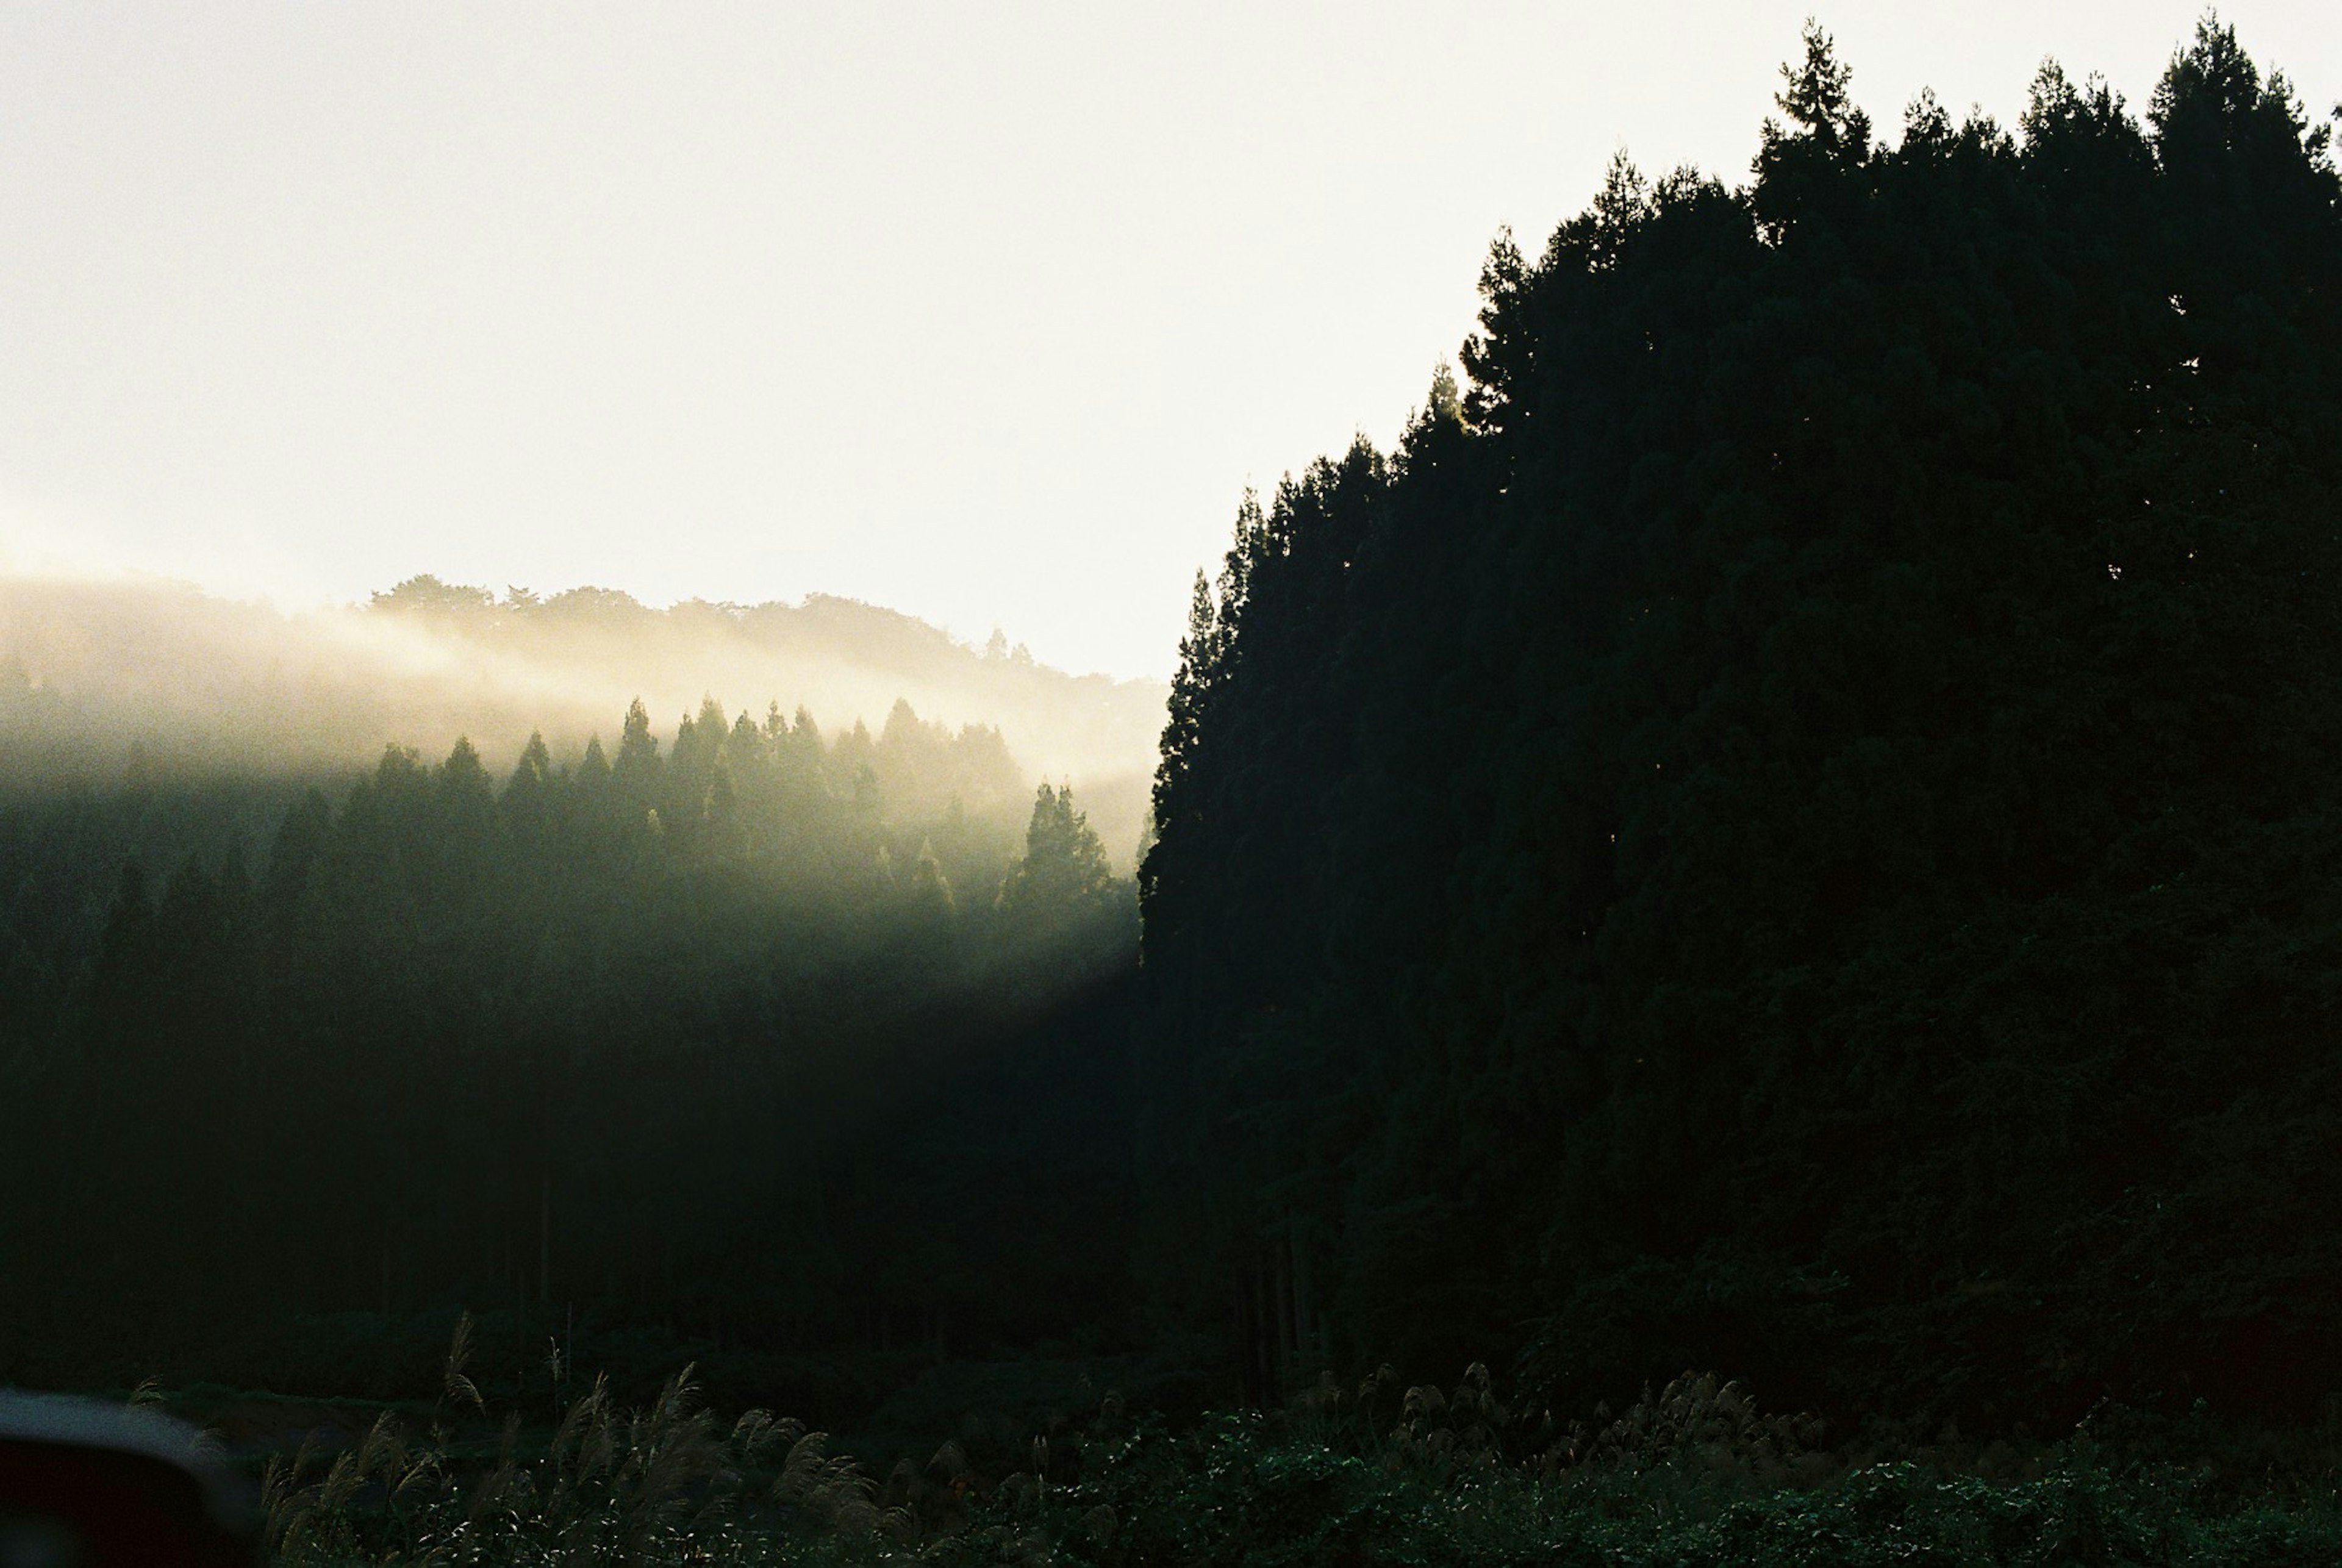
[372,575,1050,669]
[1137,21,2342,1425]
[0,693,1137,1397]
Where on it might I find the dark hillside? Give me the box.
[1139,21,2342,1425]
[0,696,1142,1411]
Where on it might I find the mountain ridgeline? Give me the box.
[1138,21,2342,1424]
[0,573,1164,868]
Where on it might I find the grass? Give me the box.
[243,1322,2342,1565]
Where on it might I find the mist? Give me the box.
[0,571,1165,865]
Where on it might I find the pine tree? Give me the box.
[1000,782,1114,918]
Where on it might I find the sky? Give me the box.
[0,3,2334,680]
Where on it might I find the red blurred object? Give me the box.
[0,1392,255,1567]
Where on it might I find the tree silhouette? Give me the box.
[1001,782,1113,918]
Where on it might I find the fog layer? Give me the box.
[0,573,1166,862]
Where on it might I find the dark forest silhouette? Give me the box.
[0,695,1138,1405]
[1139,18,2342,1427]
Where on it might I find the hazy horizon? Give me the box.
[0,570,1167,862]
[4,1,2330,680]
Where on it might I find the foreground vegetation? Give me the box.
[247,1328,2342,1566]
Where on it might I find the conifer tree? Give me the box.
[1001,782,1113,918]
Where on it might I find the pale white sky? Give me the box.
[0,2,2333,679]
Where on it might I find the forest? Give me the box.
[0,688,1141,1411]
[1142,16,2342,1431]
[10,16,2342,1566]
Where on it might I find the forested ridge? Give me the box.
[0,689,1139,1406]
[0,572,1166,867]
[1139,20,2342,1427]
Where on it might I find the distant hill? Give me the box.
[0,573,1165,864]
